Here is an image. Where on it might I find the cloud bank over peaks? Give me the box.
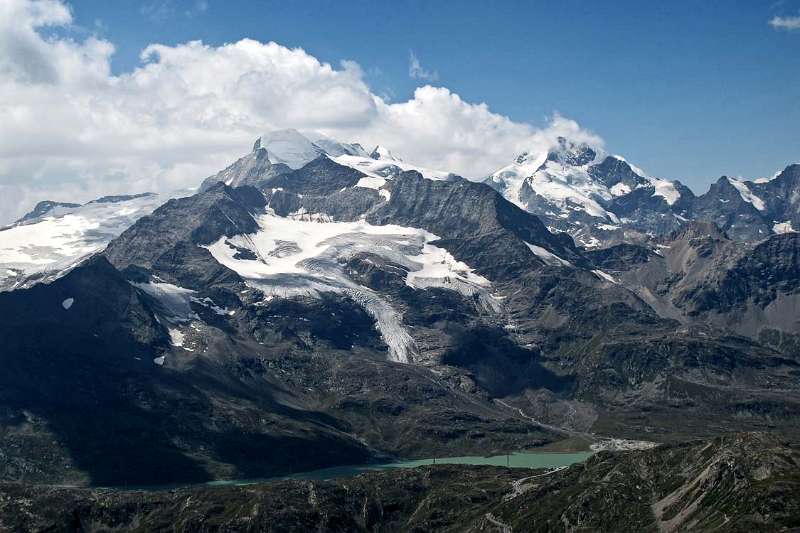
[0,0,602,224]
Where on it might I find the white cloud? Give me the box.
[408,50,438,82]
[141,0,209,22]
[769,14,800,30]
[0,0,601,224]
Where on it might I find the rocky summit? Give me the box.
[1,129,799,529]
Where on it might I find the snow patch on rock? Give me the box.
[651,180,680,206]
[525,242,573,267]
[132,280,197,323]
[773,221,797,234]
[727,177,766,211]
[168,328,185,347]
[332,153,451,182]
[592,269,618,284]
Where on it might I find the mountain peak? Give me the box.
[254,129,323,169]
[14,200,81,225]
[370,145,400,161]
[252,129,372,169]
[668,220,728,241]
[545,136,598,167]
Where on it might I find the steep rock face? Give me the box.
[688,232,800,314]
[104,184,265,282]
[1,433,797,532]
[754,164,800,226]
[690,165,800,242]
[585,243,656,271]
[593,222,800,354]
[266,186,383,222]
[200,144,291,192]
[267,155,366,196]
[691,176,772,241]
[368,171,581,279]
[587,154,647,189]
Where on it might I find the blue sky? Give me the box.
[66,0,800,189]
[2,0,799,223]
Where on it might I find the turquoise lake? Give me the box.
[207,451,593,486]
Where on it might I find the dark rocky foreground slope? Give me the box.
[0,432,797,532]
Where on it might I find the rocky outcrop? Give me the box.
[200,144,291,192]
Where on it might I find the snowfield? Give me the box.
[333,152,452,183]
[204,214,497,362]
[488,147,681,224]
[0,193,171,291]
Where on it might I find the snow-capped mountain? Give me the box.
[485,136,800,248]
[486,137,692,247]
[2,128,799,490]
[0,192,173,291]
[692,165,800,241]
[200,129,455,194]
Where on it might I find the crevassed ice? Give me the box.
[204,214,497,363]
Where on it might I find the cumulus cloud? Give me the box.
[769,14,800,30]
[408,50,438,82]
[0,0,601,224]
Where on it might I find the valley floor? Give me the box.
[0,432,797,533]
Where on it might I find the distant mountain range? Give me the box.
[487,135,798,248]
[0,128,798,490]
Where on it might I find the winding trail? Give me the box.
[484,512,512,532]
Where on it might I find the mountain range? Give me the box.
[0,129,798,525]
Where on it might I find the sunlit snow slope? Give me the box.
[0,193,175,291]
[204,213,496,362]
